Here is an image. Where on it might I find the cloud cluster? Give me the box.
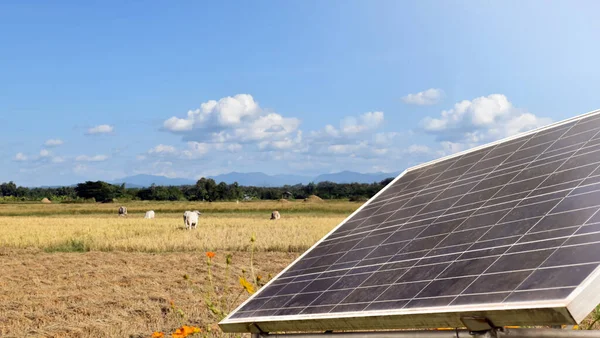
[14,153,27,161]
[87,124,114,135]
[420,94,551,155]
[402,88,444,105]
[75,154,109,162]
[13,91,553,183]
[144,142,213,160]
[163,94,301,151]
[45,139,64,147]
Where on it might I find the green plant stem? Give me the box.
[250,239,256,286]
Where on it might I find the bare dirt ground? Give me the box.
[0,248,298,338]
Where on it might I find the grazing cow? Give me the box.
[144,210,155,219]
[270,211,281,220]
[118,206,127,217]
[184,210,201,230]
[183,211,190,226]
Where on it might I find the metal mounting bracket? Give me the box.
[249,323,267,337]
[460,317,501,337]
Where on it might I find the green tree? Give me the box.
[0,181,17,197]
[74,181,118,202]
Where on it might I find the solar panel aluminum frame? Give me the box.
[219,109,600,334]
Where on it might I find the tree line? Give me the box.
[0,177,395,203]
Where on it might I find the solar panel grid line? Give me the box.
[297,162,471,264]
[328,146,600,240]
[500,211,600,302]
[284,201,600,286]
[407,111,597,173]
[249,283,582,313]
[276,152,502,308]
[323,165,452,240]
[274,195,600,285]
[408,124,600,194]
[263,141,514,314]
[446,117,600,306]
[345,128,553,309]
[390,119,584,306]
[336,161,578,241]
[316,150,504,292]
[264,153,478,314]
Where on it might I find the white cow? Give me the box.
[270,210,281,220]
[118,206,127,217]
[144,210,155,219]
[183,210,201,230]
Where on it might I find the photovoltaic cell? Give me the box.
[220,110,600,332]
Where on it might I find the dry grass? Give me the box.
[0,214,342,253]
[0,248,297,338]
[0,200,359,216]
[0,201,348,337]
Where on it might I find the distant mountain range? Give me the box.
[110,174,195,188]
[108,171,400,188]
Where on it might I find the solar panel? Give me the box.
[220,110,600,333]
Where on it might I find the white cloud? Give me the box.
[87,124,114,135]
[164,94,261,131]
[407,144,432,155]
[148,144,178,155]
[75,154,109,162]
[73,164,87,174]
[373,132,400,146]
[182,142,211,159]
[45,139,64,147]
[14,153,27,161]
[305,111,402,160]
[39,149,50,157]
[258,131,303,151]
[51,156,65,163]
[215,143,243,153]
[402,88,444,105]
[340,111,384,134]
[163,94,301,146]
[144,142,213,160]
[312,112,385,140]
[421,94,552,155]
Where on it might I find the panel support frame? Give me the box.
[251,328,600,338]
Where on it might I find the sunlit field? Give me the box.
[0,200,352,253]
[0,200,353,337]
[0,214,344,253]
[0,200,358,216]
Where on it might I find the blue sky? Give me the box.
[1,1,600,186]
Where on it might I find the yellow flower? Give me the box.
[152,332,165,338]
[183,326,201,334]
[239,277,255,294]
